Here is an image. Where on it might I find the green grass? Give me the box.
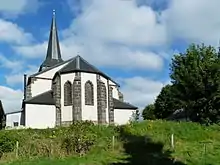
[2,120,220,165]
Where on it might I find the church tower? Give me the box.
[39,10,63,72]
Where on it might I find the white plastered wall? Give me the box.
[81,72,98,122]
[114,109,136,125]
[29,61,71,97]
[25,104,56,129]
[60,73,75,122]
[31,79,51,97]
[6,112,21,128]
[36,62,70,79]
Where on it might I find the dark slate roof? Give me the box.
[58,55,120,86]
[30,57,73,77]
[39,10,63,72]
[113,98,137,110]
[24,90,55,105]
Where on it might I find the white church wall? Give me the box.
[60,73,75,121]
[114,109,136,125]
[109,80,117,86]
[111,85,119,99]
[36,62,70,79]
[25,104,56,129]
[31,79,51,97]
[81,72,97,122]
[100,76,109,123]
[6,112,21,128]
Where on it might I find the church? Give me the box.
[5,11,138,129]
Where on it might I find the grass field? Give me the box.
[2,120,220,165]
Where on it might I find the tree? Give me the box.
[142,104,156,120]
[154,84,182,119]
[170,44,220,124]
[134,109,140,121]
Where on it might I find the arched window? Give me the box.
[64,81,72,106]
[85,81,94,105]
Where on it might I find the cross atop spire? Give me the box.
[39,10,63,72]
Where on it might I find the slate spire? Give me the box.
[39,9,63,72]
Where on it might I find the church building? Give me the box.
[5,11,138,129]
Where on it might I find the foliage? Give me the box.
[120,120,220,165]
[142,104,156,120]
[170,44,220,124]
[154,84,182,119]
[0,131,18,156]
[3,120,220,165]
[0,121,121,163]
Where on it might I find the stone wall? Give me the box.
[53,75,61,126]
[72,72,82,121]
[118,90,124,102]
[26,77,37,99]
[108,85,114,124]
[97,76,106,124]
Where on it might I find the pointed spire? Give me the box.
[39,9,63,72]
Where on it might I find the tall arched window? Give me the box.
[85,81,94,105]
[64,81,72,106]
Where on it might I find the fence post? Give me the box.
[15,141,19,158]
[112,136,115,150]
[171,134,174,149]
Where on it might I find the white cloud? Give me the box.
[0,86,23,113]
[163,0,220,45]
[0,19,33,44]
[14,0,167,71]
[13,42,47,58]
[69,0,167,47]
[0,0,41,18]
[5,65,38,86]
[119,76,168,110]
[0,54,23,72]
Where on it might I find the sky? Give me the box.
[0,0,220,113]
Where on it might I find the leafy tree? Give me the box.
[142,104,156,120]
[134,110,140,121]
[154,84,182,119]
[170,44,220,124]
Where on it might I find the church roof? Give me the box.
[39,10,63,72]
[113,98,137,110]
[57,55,119,86]
[24,90,55,105]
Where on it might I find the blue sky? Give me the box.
[0,0,219,113]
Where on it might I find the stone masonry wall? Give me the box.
[26,77,37,99]
[53,75,62,126]
[72,72,82,121]
[108,85,114,124]
[118,90,124,102]
[97,76,107,124]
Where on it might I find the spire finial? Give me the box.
[53,9,55,16]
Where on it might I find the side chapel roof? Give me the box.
[113,98,137,110]
[24,90,55,105]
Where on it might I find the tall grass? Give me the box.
[1,120,220,165]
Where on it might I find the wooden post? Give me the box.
[112,136,115,150]
[171,134,174,149]
[15,141,19,158]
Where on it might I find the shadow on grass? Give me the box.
[111,128,185,165]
